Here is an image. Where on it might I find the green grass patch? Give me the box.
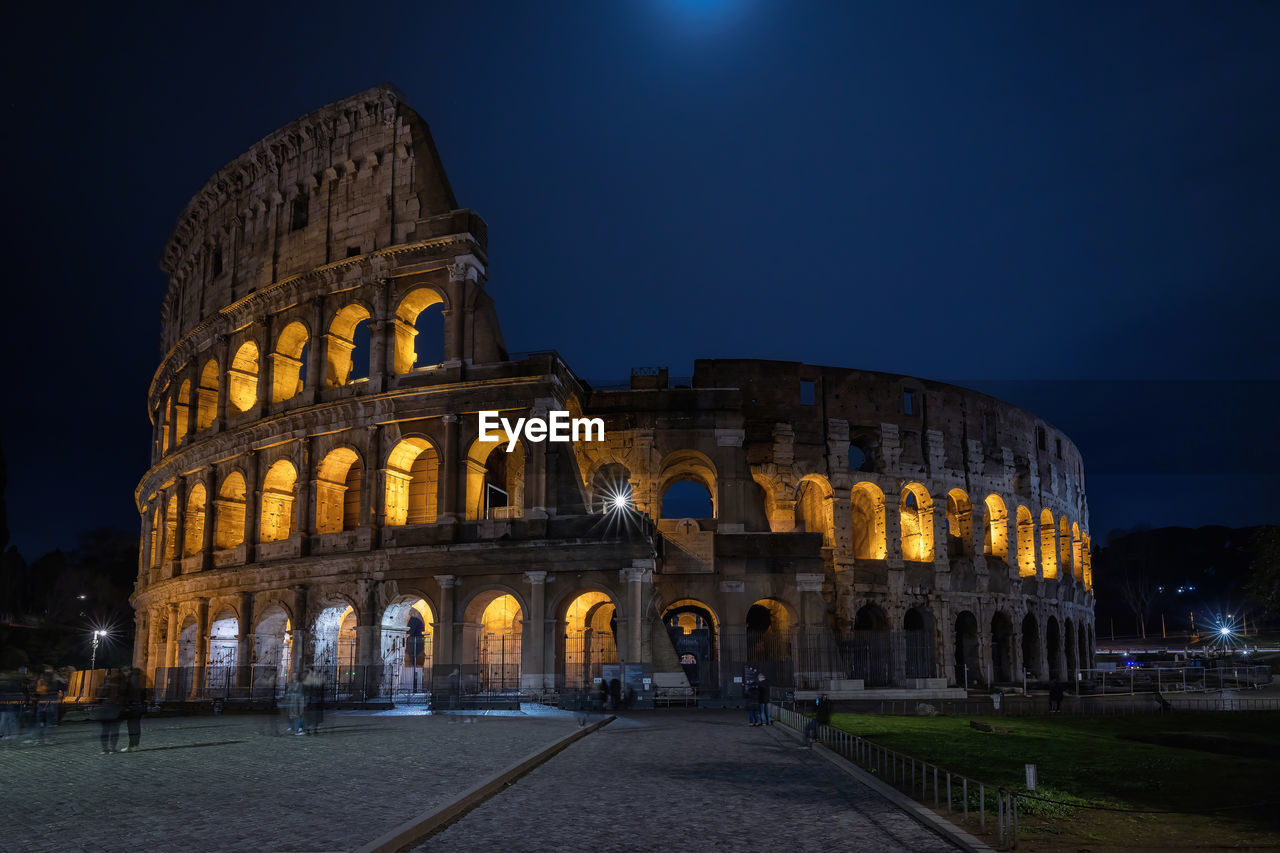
[828,711,1279,818]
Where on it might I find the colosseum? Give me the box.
[132,85,1095,706]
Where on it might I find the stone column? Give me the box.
[164,602,180,670]
[433,575,458,693]
[526,407,549,516]
[192,597,210,698]
[200,467,216,570]
[237,590,254,689]
[132,610,148,671]
[253,321,272,420]
[439,414,460,522]
[522,571,547,691]
[368,425,384,546]
[620,565,652,665]
[243,449,259,563]
[184,366,199,444]
[293,437,312,555]
[884,492,904,568]
[290,585,309,677]
[170,478,186,577]
[214,334,230,431]
[444,262,471,364]
[304,296,324,405]
[795,573,831,687]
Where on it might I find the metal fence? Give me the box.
[772,703,1020,849]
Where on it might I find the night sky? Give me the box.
[3,2,1277,559]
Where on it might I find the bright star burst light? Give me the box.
[1203,608,1248,654]
[588,478,649,541]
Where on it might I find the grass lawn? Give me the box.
[828,711,1280,850]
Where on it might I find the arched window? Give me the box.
[1059,516,1072,579]
[150,505,162,568]
[315,448,362,534]
[271,321,309,403]
[326,304,371,386]
[393,287,446,373]
[183,483,206,557]
[259,461,297,543]
[1072,523,1083,582]
[174,380,191,445]
[163,495,178,563]
[794,477,835,547]
[983,494,1008,561]
[1039,508,1058,579]
[228,341,259,414]
[945,489,973,558]
[1016,506,1036,577]
[466,432,525,520]
[196,359,219,431]
[850,482,886,559]
[900,484,934,562]
[214,472,246,550]
[385,438,440,525]
[1082,532,1093,589]
[657,451,717,520]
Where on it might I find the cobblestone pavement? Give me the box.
[0,709,579,853]
[417,711,962,853]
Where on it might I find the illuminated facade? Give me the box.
[132,86,1094,700]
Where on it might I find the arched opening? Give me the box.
[183,483,206,557]
[259,460,297,543]
[991,612,1014,684]
[1021,612,1041,681]
[385,437,439,526]
[314,447,362,534]
[900,483,934,562]
[196,359,219,431]
[1016,506,1036,577]
[149,506,161,568]
[214,471,246,550]
[745,599,795,686]
[271,320,309,403]
[562,591,618,691]
[850,482,886,559]
[983,494,1008,562]
[465,431,525,520]
[1059,516,1072,580]
[253,607,292,690]
[663,600,718,689]
[462,593,523,694]
[228,341,259,414]
[177,616,197,668]
[953,611,980,688]
[903,607,935,679]
[1072,523,1083,582]
[1046,616,1062,681]
[847,603,891,687]
[794,476,835,547]
[946,489,973,558]
[174,380,190,444]
[1040,509,1058,578]
[163,495,178,563]
[393,287,446,373]
[590,462,633,514]
[207,611,239,693]
[849,436,876,473]
[312,604,356,673]
[658,451,718,520]
[326,303,372,386]
[381,598,434,695]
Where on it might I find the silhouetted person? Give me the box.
[285,678,305,734]
[96,669,126,753]
[302,669,325,734]
[803,694,830,746]
[1048,680,1065,712]
[596,680,608,712]
[609,678,621,712]
[757,674,772,726]
[120,668,148,751]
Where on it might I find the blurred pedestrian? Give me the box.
[120,668,148,752]
[96,669,126,754]
[0,671,21,742]
[757,673,772,726]
[302,669,325,734]
[1048,680,1064,713]
[803,693,830,747]
[34,667,58,744]
[285,677,305,735]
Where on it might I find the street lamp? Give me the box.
[90,629,108,671]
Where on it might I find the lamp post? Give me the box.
[90,630,107,671]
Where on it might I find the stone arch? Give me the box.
[163,494,179,563]
[381,596,435,693]
[953,610,980,688]
[946,488,974,558]
[990,611,1015,683]
[259,460,297,543]
[900,483,934,562]
[177,613,198,668]
[752,472,782,531]
[465,430,525,520]
[1058,516,1072,579]
[795,475,835,547]
[559,590,620,690]
[208,609,239,670]
[1021,611,1041,680]
[214,471,246,550]
[393,286,447,374]
[903,606,935,679]
[850,481,886,559]
[149,505,162,568]
[183,482,207,557]
[657,450,718,520]
[983,494,1009,562]
[253,605,292,687]
[385,436,439,525]
[745,598,796,685]
[461,588,525,693]
[1046,615,1062,681]
[196,358,219,431]
[849,602,892,686]
[1040,508,1058,579]
[314,447,362,534]
[228,340,259,414]
[326,302,372,386]
[1072,522,1083,581]
[312,599,359,671]
[1016,505,1036,577]
[271,320,310,403]
[174,379,191,443]
[662,599,720,689]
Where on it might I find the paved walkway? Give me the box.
[417,711,961,853]
[0,710,580,853]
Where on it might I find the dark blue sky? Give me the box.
[3,2,1277,557]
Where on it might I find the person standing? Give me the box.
[285,677,305,735]
[96,670,125,754]
[803,693,831,747]
[120,668,148,752]
[756,673,771,726]
[1048,680,1064,713]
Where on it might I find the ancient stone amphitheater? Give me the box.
[132,86,1094,704]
